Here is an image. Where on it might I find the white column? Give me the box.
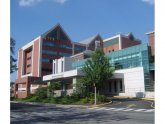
[94,85,97,105]
[62,83,65,91]
[53,60,54,74]
[73,78,77,91]
[119,34,122,50]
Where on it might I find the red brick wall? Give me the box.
[103,44,119,53]
[16,91,27,98]
[148,33,155,56]
[18,83,26,88]
[121,37,141,49]
[33,39,40,77]
[16,75,28,84]
[17,49,23,79]
[88,36,103,51]
[25,50,32,74]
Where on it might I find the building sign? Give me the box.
[52,74,64,79]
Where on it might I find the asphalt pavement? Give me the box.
[104,98,154,109]
[11,100,154,124]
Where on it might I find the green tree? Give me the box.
[10,38,17,74]
[35,87,48,100]
[73,78,87,97]
[48,81,61,97]
[81,49,114,104]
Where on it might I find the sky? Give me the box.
[10,0,154,81]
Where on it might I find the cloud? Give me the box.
[142,0,154,5]
[18,0,69,7]
[53,0,68,4]
[18,0,42,7]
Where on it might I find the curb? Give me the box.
[140,98,155,101]
[112,96,131,99]
[11,101,89,109]
[90,101,113,108]
[112,96,155,101]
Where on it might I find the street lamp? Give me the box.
[94,83,97,105]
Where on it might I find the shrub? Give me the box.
[24,96,38,102]
[89,98,94,104]
[70,92,81,99]
[80,98,89,104]
[60,97,70,104]
[42,98,51,103]
[35,87,47,100]
[97,94,106,102]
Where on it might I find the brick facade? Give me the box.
[148,32,155,56]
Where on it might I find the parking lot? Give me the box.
[11,99,154,124]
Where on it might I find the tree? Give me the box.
[73,78,87,97]
[48,81,61,97]
[81,49,114,104]
[10,38,17,74]
[35,87,48,100]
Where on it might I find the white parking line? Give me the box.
[104,108,116,110]
[144,109,155,112]
[134,109,147,112]
[88,107,99,109]
[95,107,106,110]
[122,109,134,111]
[88,107,154,113]
[112,108,126,111]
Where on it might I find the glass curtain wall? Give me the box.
[72,44,153,91]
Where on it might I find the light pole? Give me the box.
[94,83,97,105]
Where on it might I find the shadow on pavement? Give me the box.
[11,103,130,124]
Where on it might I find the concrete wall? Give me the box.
[53,57,72,74]
[64,57,73,71]
[121,37,141,49]
[114,67,145,98]
[145,92,154,98]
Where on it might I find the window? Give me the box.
[27,64,31,67]
[42,58,53,63]
[120,80,123,92]
[27,57,31,60]
[43,41,57,47]
[59,44,72,49]
[61,61,64,72]
[42,50,57,55]
[74,47,86,51]
[95,40,101,49]
[59,52,71,57]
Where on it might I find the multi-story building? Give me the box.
[43,43,154,98]
[15,24,103,98]
[42,32,154,98]
[15,23,154,98]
